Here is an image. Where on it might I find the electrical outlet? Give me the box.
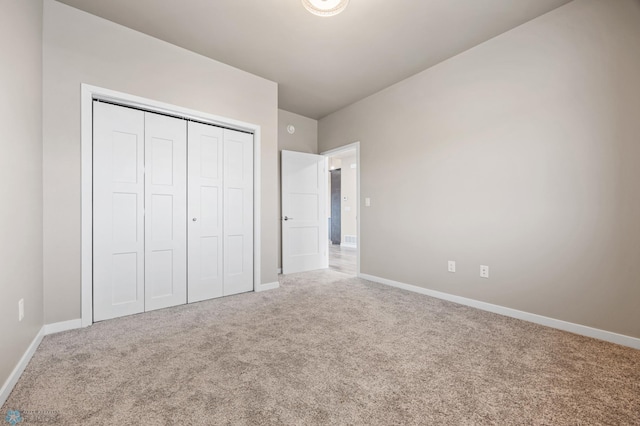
[19,299,24,321]
[480,265,489,279]
[448,261,456,273]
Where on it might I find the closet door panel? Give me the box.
[93,102,145,321]
[187,122,224,302]
[223,129,253,296]
[144,112,187,311]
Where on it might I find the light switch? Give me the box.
[365,197,371,207]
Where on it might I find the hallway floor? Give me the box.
[328,243,357,275]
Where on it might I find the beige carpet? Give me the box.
[3,270,640,425]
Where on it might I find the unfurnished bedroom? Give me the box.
[1,0,639,424]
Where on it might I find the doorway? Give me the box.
[323,143,360,276]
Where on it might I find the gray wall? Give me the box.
[0,0,44,392]
[43,0,278,324]
[339,152,357,243]
[277,109,318,270]
[319,0,640,338]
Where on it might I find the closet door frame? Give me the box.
[80,84,264,327]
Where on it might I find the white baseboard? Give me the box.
[43,319,82,336]
[1,319,85,407]
[277,268,282,274]
[255,281,279,292]
[341,243,357,249]
[360,273,640,350]
[0,326,44,408]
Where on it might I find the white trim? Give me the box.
[81,85,93,327]
[360,273,640,350]
[43,319,83,336]
[277,268,282,274]
[0,327,44,407]
[81,84,263,327]
[321,142,361,277]
[341,242,357,249]
[253,127,262,296]
[255,281,279,292]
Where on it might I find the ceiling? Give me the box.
[56,0,572,119]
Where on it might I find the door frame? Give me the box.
[80,84,262,327]
[321,142,361,277]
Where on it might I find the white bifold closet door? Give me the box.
[221,129,254,296]
[93,102,187,321]
[94,101,252,322]
[188,124,253,301]
[144,112,187,312]
[93,102,145,321]
[187,122,223,302]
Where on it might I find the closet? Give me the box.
[92,101,253,322]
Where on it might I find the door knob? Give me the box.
[192,218,197,222]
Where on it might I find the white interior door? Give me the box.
[144,112,187,311]
[223,129,254,296]
[93,102,145,321]
[281,150,328,274]
[187,121,224,302]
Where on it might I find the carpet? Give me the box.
[3,270,640,425]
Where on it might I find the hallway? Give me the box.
[328,243,357,276]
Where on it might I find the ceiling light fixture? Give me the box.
[302,0,349,17]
